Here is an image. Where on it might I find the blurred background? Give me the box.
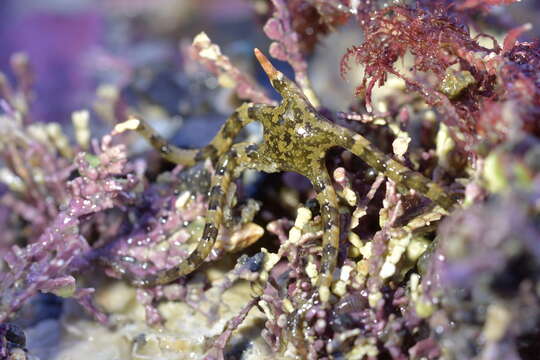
[2,0,539,125]
[0,0,267,128]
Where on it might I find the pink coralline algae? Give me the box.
[0,133,137,324]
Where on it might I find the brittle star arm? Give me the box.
[331,125,457,210]
[234,142,340,305]
[312,168,341,304]
[114,102,268,166]
[132,142,274,287]
[108,147,239,287]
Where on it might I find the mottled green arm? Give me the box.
[114,102,270,166]
[313,168,341,304]
[331,125,457,210]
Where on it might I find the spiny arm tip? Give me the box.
[254,48,279,80]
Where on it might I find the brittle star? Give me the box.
[108,49,456,304]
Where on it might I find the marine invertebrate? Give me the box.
[105,48,456,306]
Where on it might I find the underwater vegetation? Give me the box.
[1,0,540,359]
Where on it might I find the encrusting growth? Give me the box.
[108,48,456,304]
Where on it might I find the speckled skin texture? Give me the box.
[107,49,456,303]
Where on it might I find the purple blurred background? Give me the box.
[0,0,257,123]
[1,0,537,123]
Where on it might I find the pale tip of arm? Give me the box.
[113,118,141,134]
[254,48,279,80]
